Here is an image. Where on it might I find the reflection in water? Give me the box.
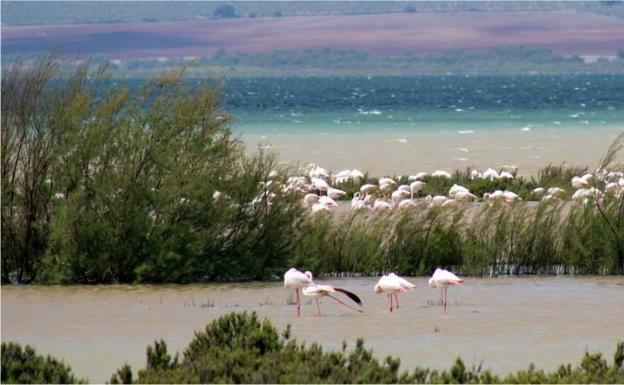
[2,277,623,382]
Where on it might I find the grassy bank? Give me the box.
[293,198,624,276]
[2,312,623,383]
[2,55,623,284]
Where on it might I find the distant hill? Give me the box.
[3,12,624,59]
[2,0,624,26]
[4,47,624,77]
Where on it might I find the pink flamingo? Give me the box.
[374,273,415,312]
[428,268,464,312]
[302,282,363,316]
[284,268,314,317]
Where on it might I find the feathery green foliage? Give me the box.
[3,313,623,383]
[296,194,624,276]
[107,312,624,384]
[1,342,85,384]
[1,56,303,284]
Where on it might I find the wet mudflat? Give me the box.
[2,276,623,382]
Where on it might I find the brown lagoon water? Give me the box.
[2,277,623,382]
[242,127,623,176]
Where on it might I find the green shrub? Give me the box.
[109,312,624,384]
[1,342,85,384]
[2,57,303,284]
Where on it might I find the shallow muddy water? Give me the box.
[2,276,623,382]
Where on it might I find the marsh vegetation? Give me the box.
[2,56,623,284]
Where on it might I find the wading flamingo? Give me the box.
[428,268,464,312]
[284,268,314,317]
[374,273,415,312]
[302,281,363,316]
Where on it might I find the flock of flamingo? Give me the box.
[282,163,624,213]
[284,267,464,317]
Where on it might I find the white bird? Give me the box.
[571,176,590,190]
[311,203,330,213]
[432,170,452,178]
[581,173,593,182]
[351,199,368,211]
[398,199,417,209]
[302,281,363,316]
[303,193,320,209]
[426,195,448,207]
[499,171,514,179]
[605,182,620,195]
[502,191,521,203]
[410,181,426,199]
[379,177,396,186]
[532,187,545,196]
[483,190,504,202]
[311,177,330,194]
[391,190,410,206]
[482,168,499,180]
[374,273,415,312]
[470,169,482,180]
[351,192,364,208]
[442,198,460,207]
[449,184,469,197]
[397,184,411,195]
[327,187,347,200]
[547,187,566,198]
[428,268,464,312]
[379,178,397,197]
[333,170,352,184]
[572,187,602,202]
[319,195,339,209]
[541,194,555,202]
[306,163,330,180]
[501,165,518,173]
[409,172,429,181]
[360,184,378,195]
[350,169,365,182]
[453,191,476,202]
[284,268,314,317]
[374,199,392,212]
[334,169,351,179]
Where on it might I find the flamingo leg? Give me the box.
[394,293,400,309]
[444,287,447,312]
[326,293,363,313]
[316,298,321,316]
[296,288,301,317]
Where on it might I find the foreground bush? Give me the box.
[1,342,84,384]
[3,313,622,383]
[108,311,624,384]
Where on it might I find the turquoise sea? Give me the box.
[224,74,624,134]
[217,74,624,175]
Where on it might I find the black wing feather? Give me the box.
[334,288,363,306]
